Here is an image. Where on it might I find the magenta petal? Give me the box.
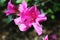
[18,24,28,31]
[29,6,40,15]
[32,23,42,35]
[43,35,48,40]
[14,17,22,25]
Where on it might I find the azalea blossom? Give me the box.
[14,0,47,35]
[4,0,18,16]
[43,35,48,40]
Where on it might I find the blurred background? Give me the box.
[0,0,60,40]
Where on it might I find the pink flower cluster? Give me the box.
[4,0,47,35]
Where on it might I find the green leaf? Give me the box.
[16,0,22,3]
[34,0,40,5]
[51,15,55,20]
[0,0,6,6]
[41,2,45,6]
[47,9,53,13]
[3,15,13,24]
[8,15,13,22]
[16,0,29,4]
[26,0,29,2]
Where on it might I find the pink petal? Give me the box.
[18,4,24,12]
[18,0,27,12]
[4,10,10,16]
[22,0,27,9]
[18,24,29,31]
[36,14,47,23]
[32,22,42,35]
[14,17,22,25]
[4,9,16,16]
[43,35,48,40]
[38,14,46,18]
[7,0,15,9]
[36,17,47,23]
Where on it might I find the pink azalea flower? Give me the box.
[4,0,18,16]
[14,0,47,35]
[43,35,48,40]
